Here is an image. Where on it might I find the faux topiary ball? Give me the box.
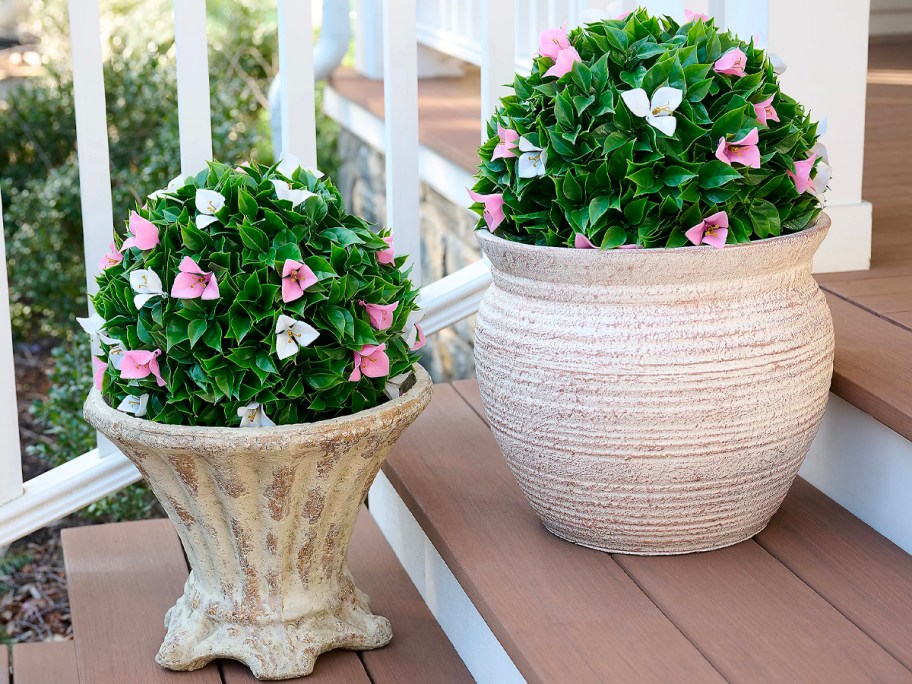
[469,8,829,249]
[78,161,425,427]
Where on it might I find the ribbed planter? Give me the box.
[84,366,433,680]
[474,217,834,555]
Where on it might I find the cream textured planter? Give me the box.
[84,366,433,680]
[474,217,834,555]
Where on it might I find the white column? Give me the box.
[768,0,872,272]
[481,0,516,133]
[278,0,318,168]
[0,190,22,506]
[173,0,213,176]
[383,0,422,283]
[354,0,385,79]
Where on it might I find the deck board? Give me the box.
[756,478,912,671]
[220,650,368,684]
[383,383,726,684]
[0,646,7,684]
[11,641,79,684]
[62,519,222,684]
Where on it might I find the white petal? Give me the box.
[403,324,419,349]
[117,394,149,417]
[276,332,299,360]
[130,269,163,295]
[581,8,609,23]
[303,166,325,179]
[770,52,787,75]
[651,87,683,113]
[195,189,225,215]
[384,372,412,400]
[290,188,317,207]
[812,141,829,164]
[271,178,292,202]
[77,313,105,337]
[107,344,125,370]
[812,163,832,195]
[133,293,156,310]
[196,214,218,229]
[518,136,541,153]
[277,153,302,177]
[290,320,320,347]
[621,89,651,118]
[518,151,547,179]
[646,113,677,136]
[817,116,828,137]
[238,403,262,427]
[258,411,276,428]
[167,173,191,191]
[275,314,295,334]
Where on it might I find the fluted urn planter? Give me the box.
[474,216,834,555]
[84,366,433,680]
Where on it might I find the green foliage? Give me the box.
[89,161,420,427]
[469,9,824,248]
[27,335,158,522]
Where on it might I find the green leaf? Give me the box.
[602,131,628,155]
[561,173,583,202]
[749,199,781,238]
[698,161,742,189]
[239,223,269,252]
[238,189,258,219]
[662,166,697,186]
[589,196,616,229]
[555,92,575,129]
[623,198,648,224]
[601,225,627,249]
[320,226,364,247]
[229,314,252,342]
[188,319,208,348]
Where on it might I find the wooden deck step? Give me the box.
[11,641,79,684]
[60,508,469,683]
[380,380,912,683]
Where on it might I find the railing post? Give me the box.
[277,0,318,168]
[767,0,872,272]
[0,190,22,506]
[354,0,384,79]
[382,0,421,284]
[173,0,213,175]
[481,0,515,135]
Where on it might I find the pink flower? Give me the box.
[492,125,520,160]
[685,9,709,21]
[412,324,426,351]
[617,10,633,20]
[122,211,159,251]
[98,242,123,270]
[92,358,107,390]
[753,95,779,126]
[685,211,729,249]
[377,235,395,265]
[574,233,597,249]
[544,46,582,79]
[120,349,166,387]
[467,189,506,232]
[715,128,761,168]
[360,300,399,331]
[348,344,390,382]
[171,256,219,300]
[538,25,570,60]
[787,153,818,194]
[714,48,748,77]
[280,259,318,302]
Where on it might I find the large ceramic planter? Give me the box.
[474,216,834,555]
[84,366,433,680]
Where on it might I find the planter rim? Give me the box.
[476,212,830,259]
[84,363,432,446]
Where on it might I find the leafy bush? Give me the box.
[84,161,424,427]
[27,335,158,522]
[469,9,827,249]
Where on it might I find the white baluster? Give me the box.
[383,0,422,283]
[481,0,516,134]
[0,190,22,506]
[278,0,318,168]
[173,0,213,175]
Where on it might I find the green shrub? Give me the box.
[469,9,827,249]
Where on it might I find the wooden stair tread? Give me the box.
[383,381,912,683]
[11,641,79,684]
[1,645,8,684]
[61,508,464,682]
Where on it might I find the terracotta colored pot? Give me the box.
[84,366,433,680]
[474,217,834,555]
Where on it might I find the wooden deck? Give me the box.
[4,508,470,683]
[380,380,912,683]
[329,38,912,442]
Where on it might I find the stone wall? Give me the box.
[334,129,480,382]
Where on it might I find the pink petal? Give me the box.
[618,244,641,249]
[147,355,167,387]
[617,10,633,20]
[485,194,506,232]
[492,126,519,159]
[93,358,107,390]
[538,25,569,60]
[685,222,707,246]
[704,211,729,228]
[734,144,762,169]
[282,278,304,303]
[361,301,399,331]
[715,137,733,165]
[412,324,426,351]
[545,46,581,79]
[294,263,318,289]
[377,235,395,265]
[348,364,362,382]
[172,272,204,299]
[702,228,728,249]
[179,256,204,274]
[120,351,154,379]
[121,237,136,250]
[685,9,709,21]
[282,259,302,277]
[129,211,159,250]
[201,274,220,301]
[714,48,747,77]
[731,128,759,147]
[574,233,597,249]
[754,96,778,126]
[360,344,390,378]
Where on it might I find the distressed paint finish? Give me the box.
[474,217,834,555]
[83,367,433,680]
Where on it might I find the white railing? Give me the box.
[0,0,874,545]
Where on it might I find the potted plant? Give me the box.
[78,161,432,679]
[468,9,833,555]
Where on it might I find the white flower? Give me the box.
[237,402,276,428]
[129,269,166,309]
[580,2,624,24]
[517,137,548,178]
[621,87,682,136]
[812,162,832,198]
[195,189,225,228]
[76,313,106,338]
[384,372,413,400]
[277,153,325,180]
[106,342,125,371]
[117,393,149,417]
[148,173,192,200]
[402,307,425,349]
[275,314,320,360]
[271,178,316,208]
